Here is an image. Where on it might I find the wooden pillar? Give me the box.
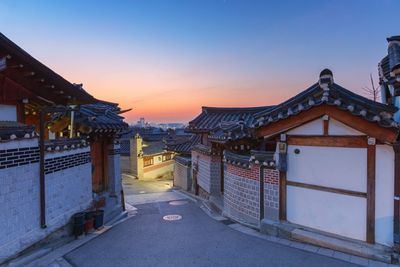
[393,144,400,244]
[366,143,376,244]
[323,115,329,136]
[279,171,287,221]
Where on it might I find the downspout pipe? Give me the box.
[259,165,265,220]
[39,109,46,228]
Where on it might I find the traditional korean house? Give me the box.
[0,33,127,263]
[120,131,174,180]
[165,132,201,191]
[186,106,273,198]
[185,35,400,261]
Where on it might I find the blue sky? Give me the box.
[0,0,399,122]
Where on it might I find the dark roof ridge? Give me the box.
[331,83,398,113]
[0,32,96,104]
[202,105,274,113]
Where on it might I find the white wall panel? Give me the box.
[375,145,394,246]
[287,186,366,241]
[287,145,367,192]
[329,119,364,135]
[287,118,323,135]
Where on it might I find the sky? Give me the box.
[0,0,399,124]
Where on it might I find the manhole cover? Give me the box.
[163,214,182,221]
[169,200,188,206]
[139,191,146,194]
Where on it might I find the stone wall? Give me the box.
[173,157,192,191]
[192,150,221,195]
[264,168,280,221]
[223,163,260,226]
[0,138,92,263]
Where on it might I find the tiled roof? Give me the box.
[223,150,251,169]
[208,120,254,142]
[192,143,221,156]
[174,155,191,166]
[0,33,96,105]
[121,127,168,141]
[187,106,274,133]
[165,134,200,154]
[0,121,36,141]
[223,150,275,169]
[77,101,128,133]
[253,81,399,129]
[142,141,167,156]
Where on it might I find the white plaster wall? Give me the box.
[375,145,394,246]
[45,163,92,226]
[0,104,17,121]
[287,145,367,192]
[0,140,92,263]
[287,118,323,135]
[329,119,364,135]
[45,146,89,159]
[143,161,174,180]
[287,186,367,241]
[0,138,37,150]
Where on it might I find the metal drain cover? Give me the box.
[163,214,182,221]
[169,200,188,206]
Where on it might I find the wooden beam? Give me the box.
[287,135,368,148]
[323,118,329,136]
[286,180,367,198]
[256,105,327,139]
[255,105,398,143]
[279,171,287,220]
[366,144,376,244]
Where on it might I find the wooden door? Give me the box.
[91,140,109,193]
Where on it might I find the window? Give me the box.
[144,157,154,167]
[163,154,172,161]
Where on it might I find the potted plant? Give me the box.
[93,210,104,229]
[84,211,94,234]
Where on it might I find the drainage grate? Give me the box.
[169,200,188,206]
[163,214,182,221]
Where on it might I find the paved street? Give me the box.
[63,176,360,267]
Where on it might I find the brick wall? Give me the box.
[223,163,260,226]
[192,151,221,195]
[264,168,280,221]
[0,139,92,263]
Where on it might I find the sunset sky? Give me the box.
[0,0,399,124]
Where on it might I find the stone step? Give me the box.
[291,228,395,264]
